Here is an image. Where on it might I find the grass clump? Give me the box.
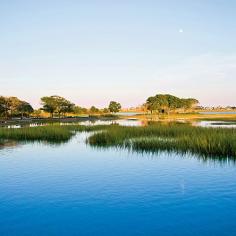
[0,125,108,143]
[87,124,236,158]
[0,126,73,143]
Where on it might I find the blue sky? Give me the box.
[0,0,235,108]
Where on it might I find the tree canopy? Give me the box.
[0,93,200,119]
[146,94,199,113]
[17,101,34,118]
[108,101,121,113]
[41,96,74,118]
[0,96,34,118]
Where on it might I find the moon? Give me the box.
[179,29,184,33]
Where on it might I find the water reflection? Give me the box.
[0,132,235,166]
[0,140,21,151]
[193,120,236,128]
[4,118,236,129]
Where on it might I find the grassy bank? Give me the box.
[88,124,236,158]
[131,113,236,122]
[0,115,120,127]
[0,125,107,143]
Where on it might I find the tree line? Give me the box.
[0,96,33,119]
[0,95,122,119]
[0,93,199,119]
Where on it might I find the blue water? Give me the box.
[0,133,236,236]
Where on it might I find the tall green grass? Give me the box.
[0,126,72,143]
[0,123,235,158]
[87,124,236,158]
[0,125,107,143]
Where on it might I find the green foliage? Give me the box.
[87,124,236,158]
[180,98,199,109]
[17,102,34,117]
[41,95,74,117]
[0,96,34,118]
[108,101,121,113]
[0,126,72,143]
[0,125,108,143]
[0,123,235,157]
[146,94,199,113]
[0,96,7,116]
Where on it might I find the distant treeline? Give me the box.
[0,95,121,119]
[0,94,199,119]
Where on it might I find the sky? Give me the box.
[0,0,235,108]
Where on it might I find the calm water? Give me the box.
[5,118,236,129]
[194,120,236,128]
[0,133,236,236]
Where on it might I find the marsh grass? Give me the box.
[0,126,72,143]
[0,125,108,143]
[0,123,235,157]
[87,124,236,158]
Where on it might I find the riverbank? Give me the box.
[127,113,236,122]
[1,112,236,128]
[0,115,119,127]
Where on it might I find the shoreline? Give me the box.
[1,113,236,127]
[125,113,236,122]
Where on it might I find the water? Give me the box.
[79,119,144,126]
[193,120,236,128]
[0,133,236,235]
[5,118,236,129]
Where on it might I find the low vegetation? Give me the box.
[0,125,106,143]
[145,94,199,114]
[87,124,236,158]
[0,123,235,158]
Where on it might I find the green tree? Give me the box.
[108,101,121,113]
[17,101,34,118]
[7,97,22,116]
[146,94,199,114]
[0,96,7,117]
[181,98,199,110]
[0,96,34,119]
[146,95,168,113]
[0,96,22,118]
[58,99,75,117]
[41,96,74,118]
[41,96,57,117]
